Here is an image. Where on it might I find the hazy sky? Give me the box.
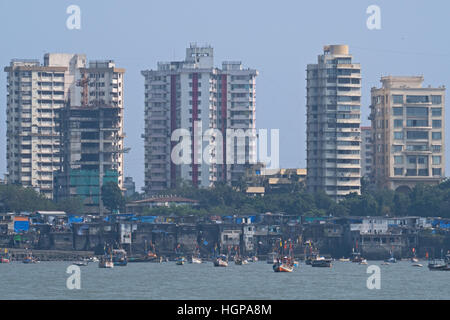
[1,0,449,191]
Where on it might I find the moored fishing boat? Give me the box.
[351,252,365,263]
[213,254,228,267]
[175,256,186,265]
[359,259,368,265]
[0,249,11,263]
[384,250,397,263]
[22,250,37,264]
[74,259,89,266]
[428,261,450,271]
[112,249,128,266]
[273,256,294,272]
[98,256,114,268]
[190,256,202,264]
[339,257,350,262]
[311,258,332,268]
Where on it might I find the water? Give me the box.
[0,260,448,299]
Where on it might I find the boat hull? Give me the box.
[213,259,228,267]
[428,263,450,271]
[99,261,114,268]
[273,263,293,272]
[311,260,332,268]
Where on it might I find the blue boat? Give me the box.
[112,249,128,266]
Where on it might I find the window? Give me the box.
[408,156,416,164]
[432,168,442,176]
[394,156,403,164]
[432,120,441,128]
[394,168,403,176]
[406,169,417,176]
[432,156,441,165]
[394,119,403,128]
[432,132,442,140]
[431,95,442,104]
[394,132,403,140]
[431,108,442,116]
[432,145,441,152]
[406,119,428,127]
[418,169,428,176]
[392,145,403,152]
[393,107,403,116]
[417,156,426,164]
[406,95,429,103]
[393,95,403,104]
[407,131,428,139]
[406,107,428,116]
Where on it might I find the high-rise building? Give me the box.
[361,126,373,179]
[306,45,361,201]
[141,44,257,194]
[4,54,86,198]
[54,60,125,215]
[370,76,445,191]
[124,177,136,198]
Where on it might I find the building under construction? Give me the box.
[54,60,125,215]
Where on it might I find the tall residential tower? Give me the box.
[370,76,445,191]
[142,44,257,194]
[306,45,361,201]
[4,54,86,198]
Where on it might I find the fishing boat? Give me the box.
[112,249,128,266]
[74,259,89,266]
[22,250,37,264]
[359,259,368,265]
[428,260,450,271]
[98,255,114,268]
[428,250,450,271]
[190,247,202,264]
[213,254,228,267]
[0,249,11,263]
[190,256,202,264]
[339,257,350,262]
[410,248,419,263]
[273,256,294,272]
[351,252,365,263]
[311,258,332,268]
[384,250,397,263]
[175,256,186,265]
[249,255,258,262]
[412,263,423,267]
[88,256,99,263]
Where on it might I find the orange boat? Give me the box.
[273,256,294,272]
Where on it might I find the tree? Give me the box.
[56,197,84,214]
[101,182,125,214]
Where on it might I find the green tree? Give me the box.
[101,182,125,213]
[56,197,85,214]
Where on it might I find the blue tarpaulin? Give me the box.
[14,221,29,233]
[68,215,83,225]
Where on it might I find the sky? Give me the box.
[0,0,449,191]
